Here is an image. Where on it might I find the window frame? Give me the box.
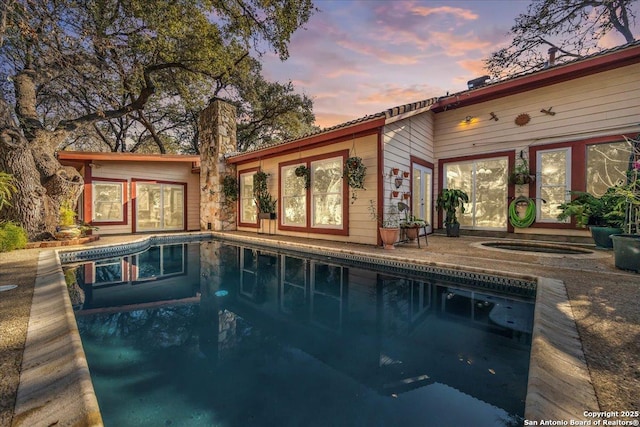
[529,134,633,229]
[278,150,349,236]
[90,178,128,225]
[238,167,260,228]
[535,147,572,223]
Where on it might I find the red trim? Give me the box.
[227,119,385,164]
[87,177,129,226]
[376,131,384,246]
[237,167,260,228]
[432,45,640,113]
[438,150,514,230]
[278,149,350,236]
[528,134,632,229]
[58,150,199,163]
[131,178,187,233]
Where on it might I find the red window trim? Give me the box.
[278,149,350,236]
[237,167,260,228]
[437,150,515,231]
[85,176,129,226]
[131,178,187,233]
[529,134,632,229]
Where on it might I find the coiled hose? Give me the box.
[509,196,536,228]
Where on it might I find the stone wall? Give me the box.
[198,98,238,231]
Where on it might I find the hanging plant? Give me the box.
[253,171,277,215]
[295,165,311,189]
[222,175,239,202]
[344,156,367,203]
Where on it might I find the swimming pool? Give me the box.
[65,238,535,427]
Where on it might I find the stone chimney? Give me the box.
[198,98,237,231]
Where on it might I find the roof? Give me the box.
[227,41,640,163]
[57,151,200,163]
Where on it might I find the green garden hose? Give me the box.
[509,196,536,228]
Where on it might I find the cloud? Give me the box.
[457,58,488,77]
[314,112,361,129]
[411,5,478,21]
[336,39,424,64]
[356,84,442,106]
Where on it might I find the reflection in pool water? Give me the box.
[68,240,534,427]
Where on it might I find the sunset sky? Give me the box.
[261,0,632,129]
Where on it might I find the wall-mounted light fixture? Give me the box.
[465,115,473,124]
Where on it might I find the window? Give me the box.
[443,157,508,229]
[135,182,185,231]
[537,148,571,222]
[93,257,124,286]
[311,157,343,228]
[92,181,124,222]
[239,171,257,224]
[586,141,633,196]
[281,164,306,226]
[134,244,185,281]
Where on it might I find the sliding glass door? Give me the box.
[135,182,185,231]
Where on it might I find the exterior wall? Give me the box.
[87,161,200,235]
[235,133,380,245]
[382,112,435,221]
[433,64,640,236]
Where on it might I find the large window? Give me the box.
[443,157,508,229]
[279,153,346,234]
[92,181,124,222]
[281,164,306,226]
[537,148,571,222]
[135,182,185,231]
[311,157,343,228]
[239,171,257,224]
[586,140,633,196]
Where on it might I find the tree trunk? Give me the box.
[0,97,84,240]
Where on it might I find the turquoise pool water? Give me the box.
[67,239,534,427]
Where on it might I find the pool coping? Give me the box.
[12,232,598,426]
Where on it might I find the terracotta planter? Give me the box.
[403,193,410,200]
[403,171,410,178]
[379,227,399,250]
[404,226,419,241]
[391,168,399,176]
[392,191,399,198]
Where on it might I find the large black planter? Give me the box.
[445,223,460,237]
[589,226,623,249]
[610,234,640,272]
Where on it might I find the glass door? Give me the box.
[412,164,433,233]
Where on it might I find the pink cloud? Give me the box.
[336,39,423,64]
[356,84,441,106]
[314,112,361,129]
[411,5,479,21]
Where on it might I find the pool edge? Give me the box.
[15,232,599,425]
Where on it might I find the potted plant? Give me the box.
[509,155,535,185]
[369,200,400,249]
[400,215,427,241]
[609,160,640,271]
[557,188,625,249]
[222,175,239,202]
[436,188,469,237]
[253,171,277,219]
[295,165,311,189]
[55,200,82,240]
[344,156,367,203]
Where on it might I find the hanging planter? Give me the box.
[394,177,403,188]
[295,165,311,189]
[392,190,399,198]
[343,156,367,203]
[509,153,535,185]
[403,193,411,200]
[403,171,410,178]
[222,175,239,202]
[391,168,399,176]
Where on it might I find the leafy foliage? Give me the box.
[485,0,637,77]
[0,221,28,252]
[436,188,469,226]
[0,172,17,210]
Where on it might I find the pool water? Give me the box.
[68,240,534,427]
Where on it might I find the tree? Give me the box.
[485,0,637,78]
[0,0,314,240]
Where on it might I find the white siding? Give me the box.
[236,134,380,245]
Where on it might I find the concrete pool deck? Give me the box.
[9,231,639,426]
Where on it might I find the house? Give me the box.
[60,41,640,245]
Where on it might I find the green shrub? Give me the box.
[0,221,28,252]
